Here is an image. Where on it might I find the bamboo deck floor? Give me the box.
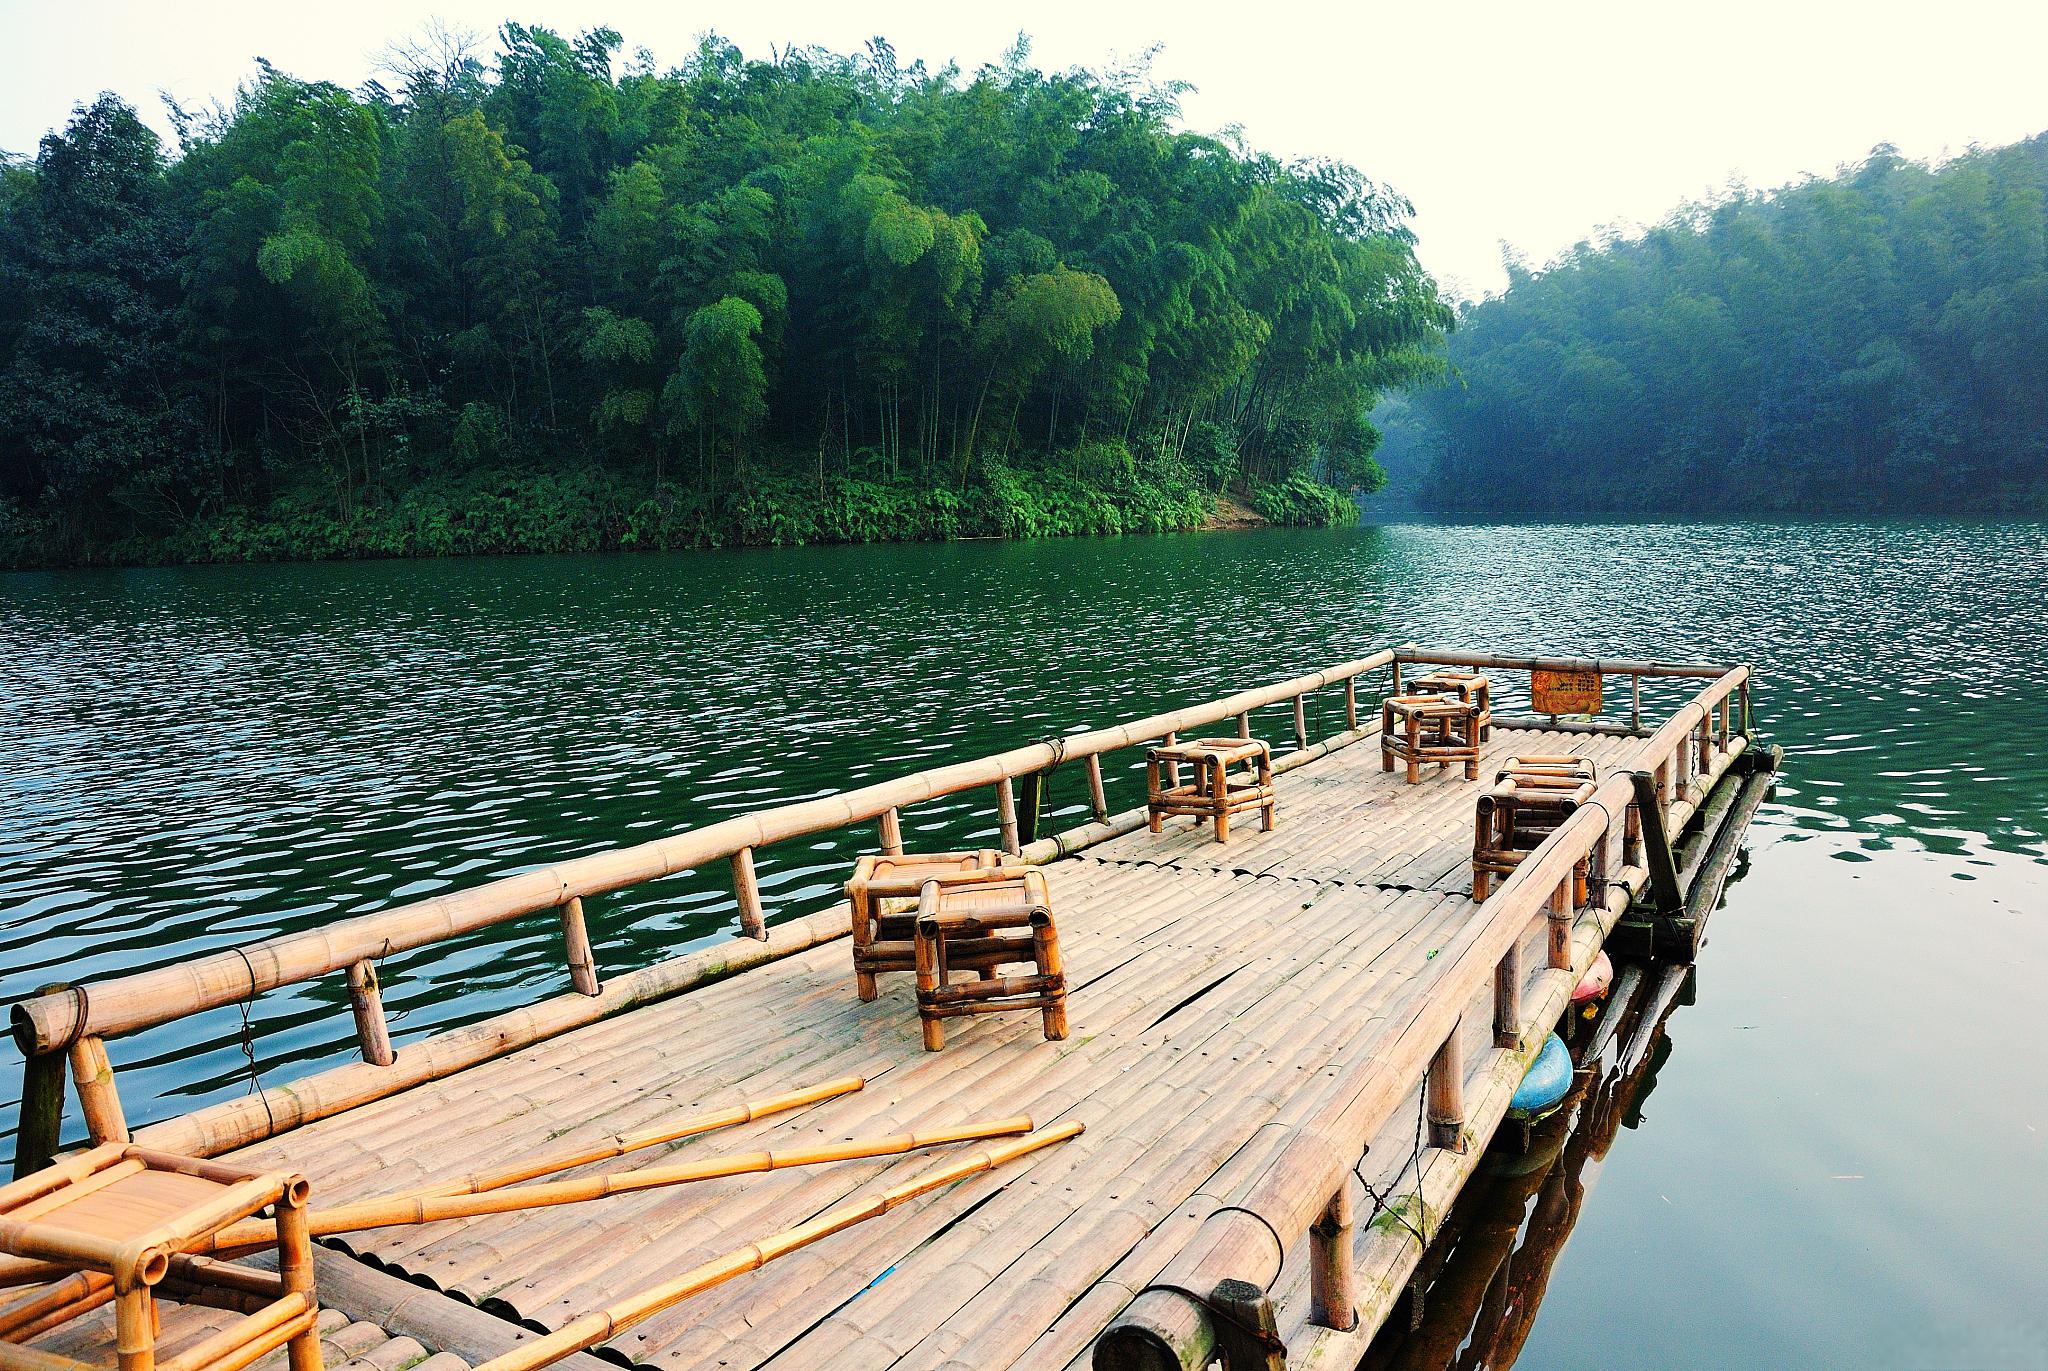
[176,725,1646,1370]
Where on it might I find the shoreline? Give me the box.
[1,469,1367,572]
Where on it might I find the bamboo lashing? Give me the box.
[390,1075,865,1200]
[205,1113,1034,1249]
[465,1122,1085,1371]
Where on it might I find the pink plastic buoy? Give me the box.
[1572,950,1613,1004]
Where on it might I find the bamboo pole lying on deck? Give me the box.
[205,1115,1035,1249]
[465,1123,1086,1371]
[391,1076,865,1200]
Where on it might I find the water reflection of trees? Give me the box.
[1362,964,1696,1371]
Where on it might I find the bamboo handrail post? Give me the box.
[1547,881,1573,969]
[1084,755,1108,824]
[11,985,68,1181]
[1630,673,1642,732]
[276,1188,319,1371]
[1162,732,1181,790]
[558,898,599,997]
[730,849,767,941]
[345,961,395,1067]
[67,1037,127,1145]
[996,779,1021,856]
[1426,1026,1466,1153]
[1306,1183,1357,1331]
[1235,711,1251,740]
[1292,695,1308,751]
[1492,944,1521,1049]
[1343,678,1357,731]
[879,807,904,857]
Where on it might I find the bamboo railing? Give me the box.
[7,647,1745,1192]
[1090,659,1751,1370]
[9,650,1416,1165]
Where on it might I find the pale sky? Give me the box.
[4,0,2045,297]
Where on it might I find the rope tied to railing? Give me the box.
[1579,797,1618,902]
[1353,1060,1435,1328]
[230,946,277,1137]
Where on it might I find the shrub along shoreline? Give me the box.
[0,466,1358,569]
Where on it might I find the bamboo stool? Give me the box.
[845,850,1006,1001]
[912,869,1067,1051]
[1380,694,1482,784]
[0,1145,320,1371]
[1144,738,1276,843]
[1473,755,1599,902]
[1405,669,1493,743]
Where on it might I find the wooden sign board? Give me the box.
[1532,669,1603,716]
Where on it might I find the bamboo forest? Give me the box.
[1399,135,2048,515]
[0,27,1451,565]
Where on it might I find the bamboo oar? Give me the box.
[467,1121,1085,1371]
[203,1115,1037,1250]
[392,1074,867,1200]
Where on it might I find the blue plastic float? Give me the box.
[1507,1033,1573,1121]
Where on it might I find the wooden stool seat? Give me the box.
[0,1146,321,1371]
[912,869,1067,1050]
[1145,738,1276,843]
[1473,756,1599,902]
[1406,669,1493,742]
[845,850,1007,1001]
[1381,694,1482,784]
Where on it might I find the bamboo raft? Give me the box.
[5,646,1778,1371]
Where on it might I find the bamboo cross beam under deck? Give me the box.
[465,1122,1085,1371]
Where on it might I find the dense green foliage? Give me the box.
[0,28,1451,565]
[1404,137,2048,514]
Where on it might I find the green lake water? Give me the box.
[3,522,2044,1366]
